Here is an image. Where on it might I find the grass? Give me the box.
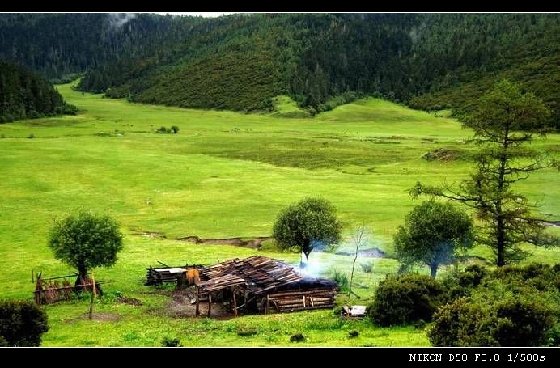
[0,82,558,346]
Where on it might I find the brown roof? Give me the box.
[197,255,303,294]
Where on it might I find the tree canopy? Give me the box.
[48,211,124,279]
[412,80,559,266]
[273,197,342,261]
[394,201,474,277]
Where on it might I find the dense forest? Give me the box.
[0,61,76,123]
[1,13,559,127]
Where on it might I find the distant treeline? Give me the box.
[1,13,560,126]
[0,61,76,123]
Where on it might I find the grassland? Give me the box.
[0,82,558,346]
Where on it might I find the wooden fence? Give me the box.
[33,273,98,305]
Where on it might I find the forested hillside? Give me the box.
[0,61,75,122]
[1,13,559,126]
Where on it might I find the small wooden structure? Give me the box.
[194,256,337,316]
[145,264,203,286]
[33,273,100,305]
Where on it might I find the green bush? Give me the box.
[430,292,557,346]
[360,263,372,273]
[332,270,349,292]
[368,274,445,327]
[0,300,49,346]
[494,299,555,346]
[546,323,560,346]
[161,336,182,347]
[156,126,180,134]
[429,298,498,347]
[441,264,488,302]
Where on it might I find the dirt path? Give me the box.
[176,235,272,249]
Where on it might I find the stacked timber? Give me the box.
[199,256,302,293]
[267,288,336,312]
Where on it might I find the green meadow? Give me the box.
[0,83,558,346]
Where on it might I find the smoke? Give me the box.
[298,252,330,278]
[107,13,137,29]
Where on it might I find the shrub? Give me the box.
[494,299,555,346]
[429,298,498,347]
[360,263,372,273]
[430,292,557,346]
[290,333,305,342]
[441,264,488,302]
[156,126,180,134]
[368,274,445,326]
[0,300,49,346]
[332,270,349,292]
[546,323,560,346]
[458,264,487,288]
[161,336,182,347]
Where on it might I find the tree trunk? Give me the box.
[496,125,509,267]
[430,263,438,278]
[302,239,311,261]
[75,264,88,290]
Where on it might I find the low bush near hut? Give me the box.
[368,274,444,327]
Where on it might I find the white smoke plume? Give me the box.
[107,13,137,29]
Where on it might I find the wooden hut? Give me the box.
[194,255,337,316]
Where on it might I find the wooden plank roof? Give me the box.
[197,255,303,293]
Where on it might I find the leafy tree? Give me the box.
[48,211,124,281]
[394,201,474,277]
[273,197,341,261]
[412,80,559,266]
[0,300,49,346]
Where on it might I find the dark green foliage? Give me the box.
[3,13,560,122]
[290,333,305,342]
[331,270,349,292]
[394,201,474,277]
[368,274,445,327]
[48,211,124,279]
[430,263,560,346]
[495,299,555,346]
[430,295,556,347]
[429,298,498,347]
[458,265,487,288]
[546,324,560,346]
[441,264,488,302]
[161,336,182,347]
[0,61,75,123]
[273,197,342,260]
[412,81,560,267]
[155,126,179,134]
[0,300,49,346]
